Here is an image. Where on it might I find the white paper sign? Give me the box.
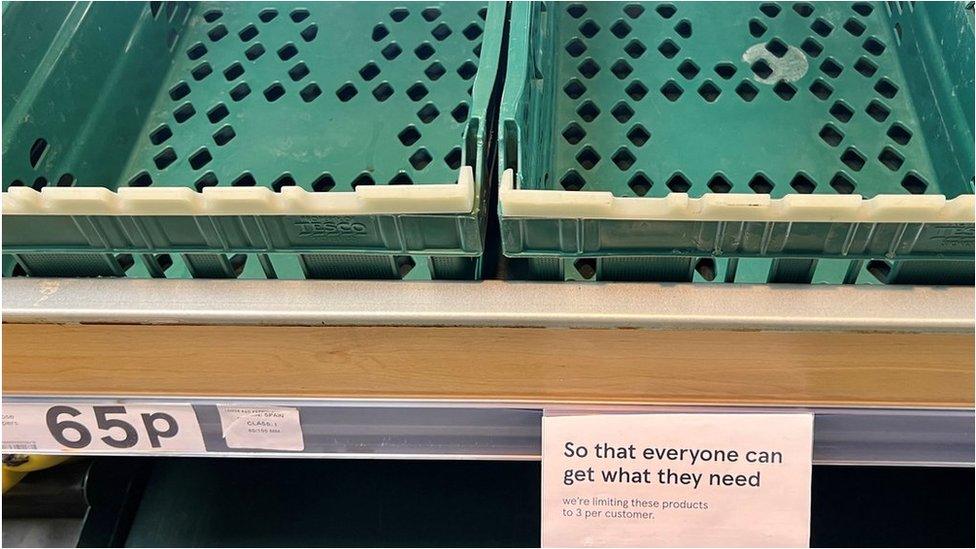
[217,406,304,451]
[1,403,205,453]
[542,413,813,548]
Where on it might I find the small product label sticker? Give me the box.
[1,403,205,453]
[217,406,304,451]
[542,413,813,548]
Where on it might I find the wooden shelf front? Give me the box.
[3,323,973,408]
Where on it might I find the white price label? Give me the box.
[217,406,304,451]
[1,403,206,453]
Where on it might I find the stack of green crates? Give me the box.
[2,1,504,279]
[4,1,974,285]
[498,1,974,284]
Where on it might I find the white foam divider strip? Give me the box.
[499,169,975,223]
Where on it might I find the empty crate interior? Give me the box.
[2,1,490,193]
[509,1,975,199]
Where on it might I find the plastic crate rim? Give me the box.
[500,169,975,223]
[2,166,475,216]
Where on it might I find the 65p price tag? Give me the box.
[2,403,205,454]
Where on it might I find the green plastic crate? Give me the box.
[498,1,975,283]
[2,1,504,279]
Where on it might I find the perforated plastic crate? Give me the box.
[498,1,975,283]
[2,1,503,279]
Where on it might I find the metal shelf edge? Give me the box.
[2,278,973,332]
[2,396,972,467]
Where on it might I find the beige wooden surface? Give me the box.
[3,323,973,407]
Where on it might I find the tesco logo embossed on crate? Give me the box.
[294,217,369,238]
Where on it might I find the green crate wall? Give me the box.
[498,1,975,283]
[2,1,505,279]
